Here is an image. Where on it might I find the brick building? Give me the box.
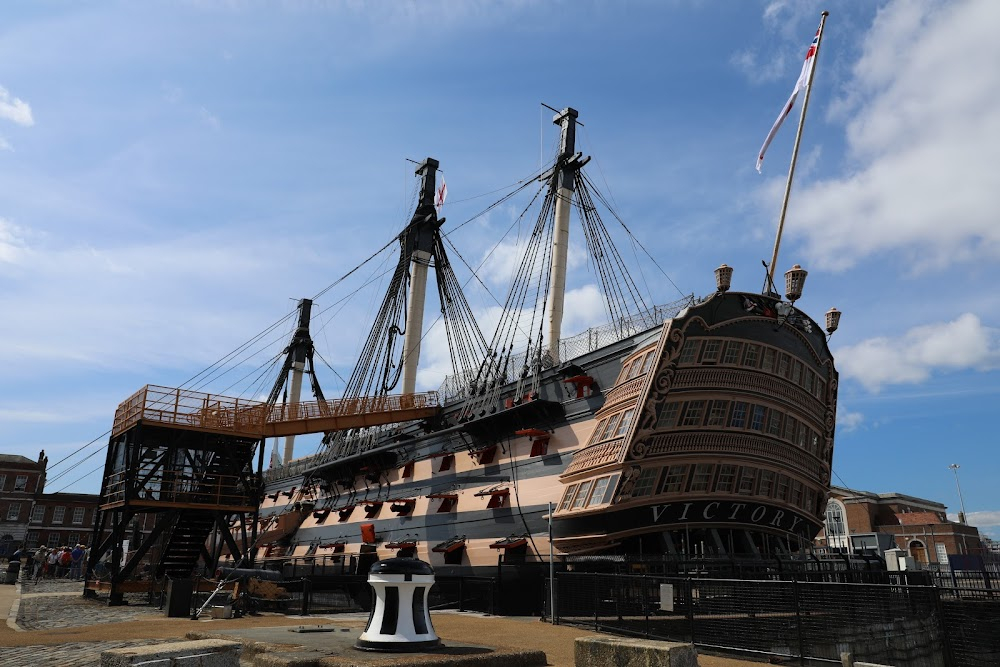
[815,485,983,566]
[0,450,103,555]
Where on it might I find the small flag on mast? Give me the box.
[434,178,447,215]
[756,25,821,173]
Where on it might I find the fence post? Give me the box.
[686,578,695,646]
[931,585,956,667]
[458,577,465,612]
[643,574,650,639]
[594,573,600,632]
[791,579,805,666]
[300,577,311,616]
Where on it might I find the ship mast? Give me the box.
[401,158,442,394]
[545,107,581,364]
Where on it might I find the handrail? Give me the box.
[112,385,440,437]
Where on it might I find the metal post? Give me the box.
[301,577,311,616]
[948,464,968,524]
[548,502,555,623]
[792,579,805,666]
[686,578,695,645]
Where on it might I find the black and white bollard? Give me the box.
[355,558,441,652]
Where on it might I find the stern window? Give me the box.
[571,481,594,509]
[631,468,660,497]
[660,465,689,493]
[689,464,714,492]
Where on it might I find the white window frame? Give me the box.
[72,507,85,525]
[53,506,66,524]
[31,504,45,523]
[6,503,20,521]
[14,475,28,492]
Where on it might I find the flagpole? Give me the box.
[767,11,829,287]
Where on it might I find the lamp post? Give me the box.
[949,464,968,525]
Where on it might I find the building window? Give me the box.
[631,468,660,497]
[706,400,729,427]
[571,481,594,510]
[680,401,705,427]
[791,360,803,385]
[689,464,714,492]
[47,533,61,548]
[678,340,700,364]
[715,465,737,493]
[68,532,80,545]
[14,475,27,492]
[730,402,748,429]
[700,340,721,364]
[619,360,634,382]
[31,505,45,523]
[742,344,760,368]
[935,543,949,565]
[804,370,815,395]
[805,488,817,514]
[0,475,5,491]
[559,485,578,511]
[737,468,757,495]
[660,466,688,494]
[750,405,766,431]
[588,477,611,507]
[758,470,775,497]
[657,403,681,429]
[795,422,807,448]
[722,341,743,365]
[824,500,848,550]
[53,506,66,524]
[72,508,85,525]
[6,503,20,521]
[25,531,39,548]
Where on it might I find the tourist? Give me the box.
[46,547,58,578]
[32,546,46,580]
[70,544,85,580]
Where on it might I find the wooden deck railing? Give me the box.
[112,385,440,438]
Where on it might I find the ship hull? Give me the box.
[253,290,837,580]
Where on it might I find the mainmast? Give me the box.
[545,108,584,364]
[401,158,442,394]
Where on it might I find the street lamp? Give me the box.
[949,464,968,525]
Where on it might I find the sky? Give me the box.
[1,1,998,540]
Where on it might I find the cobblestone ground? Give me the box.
[17,579,162,629]
[0,639,174,667]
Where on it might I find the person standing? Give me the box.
[69,544,84,580]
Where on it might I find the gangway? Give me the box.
[86,385,440,604]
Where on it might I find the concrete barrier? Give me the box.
[575,636,698,667]
[101,639,241,667]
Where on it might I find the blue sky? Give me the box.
[1,1,997,539]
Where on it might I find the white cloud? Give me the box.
[949,510,1000,537]
[836,409,864,432]
[785,1,1000,272]
[835,313,1000,392]
[199,106,221,129]
[0,85,34,126]
[0,136,11,151]
[0,218,28,263]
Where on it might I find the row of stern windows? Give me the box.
[560,464,822,517]
[679,338,827,401]
[588,399,827,462]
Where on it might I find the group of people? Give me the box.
[10,544,89,582]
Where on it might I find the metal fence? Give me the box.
[552,572,1000,667]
